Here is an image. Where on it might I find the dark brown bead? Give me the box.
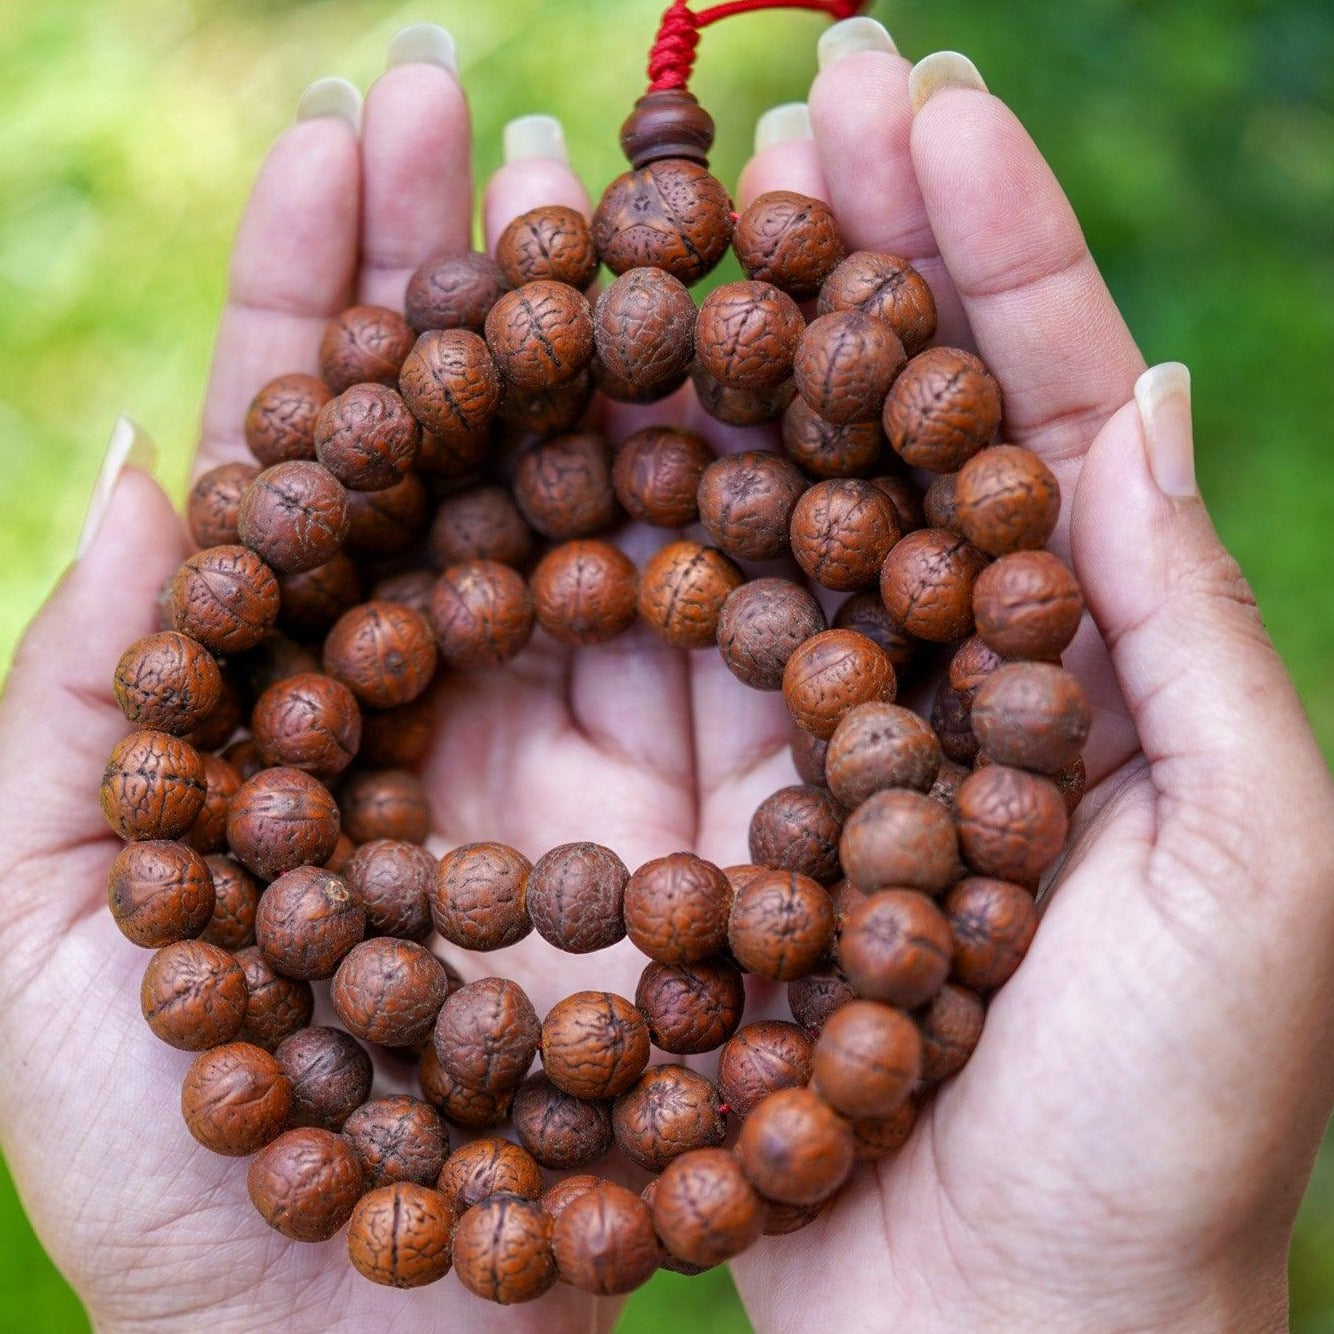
[343,1096,448,1189]
[181,1041,292,1155]
[944,876,1039,991]
[1051,753,1087,815]
[839,789,959,894]
[794,311,905,426]
[928,758,971,814]
[637,540,743,649]
[429,559,535,669]
[825,701,941,807]
[251,671,361,782]
[527,842,628,954]
[973,550,1084,659]
[275,1025,373,1130]
[593,160,732,286]
[320,304,415,393]
[344,839,435,941]
[406,251,505,334]
[695,281,803,392]
[438,1139,545,1214]
[416,424,490,478]
[248,1126,365,1241]
[344,472,431,559]
[790,478,900,592]
[818,251,937,357]
[141,939,247,1049]
[347,1182,454,1288]
[170,545,280,654]
[838,891,952,1007]
[640,1177,709,1275]
[971,661,1090,773]
[749,785,843,885]
[542,1174,603,1222]
[452,1196,557,1305]
[108,839,215,947]
[651,1148,764,1268]
[782,629,897,739]
[101,729,206,841]
[185,755,244,855]
[729,869,834,980]
[256,866,363,980]
[419,1044,514,1130]
[433,841,532,951]
[433,977,539,1094]
[956,764,1068,885]
[716,1020,813,1119]
[811,999,921,1119]
[619,89,715,168]
[552,1180,659,1295]
[188,462,261,548]
[181,671,245,755]
[315,383,421,492]
[692,363,795,425]
[831,593,917,679]
[227,766,340,879]
[880,527,990,643]
[323,601,438,710]
[790,728,831,787]
[498,371,594,432]
[541,991,650,1099]
[872,473,927,532]
[199,855,259,948]
[787,971,855,1035]
[781,396,883,479]
[326,833,357,874]
[277,553,363,638]
[764,1200,829,1236]
[853,1096,920,1160]
[956,444,1060,555]
[332,938,449,1047]
[924,472,963,536]
[485,280,594,390]
[933,680,980,765]
[591,354,688,404]
[512,432,617,541]
[612,1065,725,1172]
[920,983,985,1081]
[734,191,843,300]
[949,634,1007,704]
[239,630,320,697]
[398,328,501,441]
[884,347,1002,472]
[697,450,806,562]
[717,579,825,692]
[428,485,534,570]
[357,692,435,771]
[530,540,637,645]
[623,853,731,965]
[236,461,349,574]
[636,957,745,1054]
[512,1074,613,1171]
[593,267,696,397]
[340,768,431,844]
[497,205,598,289]
[613,426,713,528]
[234,945,314,1049]
[736,1086,854,1206]
[245,373,331,465]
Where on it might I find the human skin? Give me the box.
[1,18,1332,1334]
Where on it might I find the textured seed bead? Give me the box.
[340,768,431,845]
[717,578,826,692]
[428,485,535,570]
[838,891,953,1007]
[945,876,1040,991]
[790,478,901,592]
[840,788,960,894]
[956,764,1068,885]
[736,1086,854,1206]
[141,939,247,1050]
[920,983,985,1081]
[245,373,331,465]
[542,1174,603,1223]
[438,1138,544,1215]
[113,630,222,737]
[499,371,594,431]
[416,423,490,479]
[250,672,360,782]
[787,972,855,1036]
[790,729,830,788]
[277,554,362,638]
[733,190,844,300]
[531,540,638,645]
[420,1046,514,1130]
[188,462,261,548]
[593,267,697,396]
[782,629,897,739]
[637,540,745,649]
[794,311,906,426]
[853,1097,919,1161]
[636,957,745,1055]
[932,680,979,765]
[343,1096,449,1189]
[651,1148,764,1268]
[397,328,501,442]
[320,305,415,393]
[497,204,598,289]
[226,766,340,880]
[526,842,628,954]
[697,450,807,562]
[315,384,421,492]
[832,592,918,677]
[356,692,435,771]
[433,977,540,1095]
[433,842,532,952]
[748,785,844,885]
[108,840,216,947]
[825,701,942,807]
[781,397,883,479]
[884,347,1002,472]
[347,1182,454,1288]
[716,1020,814,1119]
[256,866,364,980]
[973,550,1085,660]
[541,991,650,1099]
[429,559,535,669]
[623,853,732,965]
[345,839,436,941]
[513,432,617,541]
[236,461,350,574]
[551,1180,661,1295]
[323,601,438,710]
[248,1127,365,1241]
[692,364,795,426]
[511,1074,613,1171]
[101,729,207,841]
[612,1064,725,1172]
[924,472,963,536]
[170,545,280,654]
[971,662,1090,773]
[695,280,804,391]
[234,945,314,1049]
[956,444,1060,555]
[185,756,244,855]
[406,251,505,334]
[812,1000,922,1119]
[181,1041,292,1155]
[880,528,990,643]
[728,869,835,981]
[275,1025,373,1131]
[451,1195,557,1305]
[331,938,449,1047]
[485,281,595,389]
[818,251,937,357]
[612,425,713,527]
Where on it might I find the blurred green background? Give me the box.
[1,0,1331,1328]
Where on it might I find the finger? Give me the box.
[482,114,591,251]
[736,102,828,207]
[908,52,1145,467]
[357,26,473,309]
[807,18,970,347]
[195,82,362,477]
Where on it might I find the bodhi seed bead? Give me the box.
[623,852,732,965]
[651,1148,764,1268]
[733,190,843,300]
[825,701,942,806]
[331,938,450,1047]
[612,425,713,528]
[226,766,340,880]
[971,661,1091,773]
[973,550,1085,660]
[344,473,430,559]
[692,363,794,426]
[188,462,261,549]
[511,1074,613,1171]
[236,461,350,574]
[541,991,650,1100]
[101,729,207,841]
[839,788,960,894]
[428,485,535,570]
[433,978,540,1095]
[593,267,697,397]
[343,1096,449,1189]
[695,280,804,392]
[433,842,533,952]
[527,842,629,954]
[853,1097,920,1161]
[429,559,535,670]
[789,478,901,592]
[277,553,363,638]
[275,1025,373,1131]
[697,449,807,562]
[314,384,421,493]
[782,629,897,740]
[955,764,1068,885]
[497,204,598,289]
[114,631,223,735]
[736,1086,855,1206]
[419,1046,514,1130]
[140,939,247,1050]
[793,311,906,426]
[451,1195,557,1305]
[398,329,501,440]
[637,541,744,648]
[542,1175,603,1222]
[818,251,937,357]
[883,347,1002,473]
[108,840,215,948]
[513,432,618,541]
[245,373,330,465]
[322,600,439,710]
[530,540,638,645]
[181,1041,292,1155]
[837,891,954,1008]
[485,281,595,390]
[438,1139,545,1215]
[343,839,435,942]
[248,1127,365,1242]
[944,876,1040,991]
[320,305,415,393]
[956,444,1060,555]
[920,983,985,1081]
[716,1020,814,1119]
[255,866,364,981]
[234,945,314,1050]
[781,396,883,479]
[170,544,280,654]
[612,1065,726,1173]
[340,768,431,845]
[748,785,844,885]
[347,1182,454,1288]
[405,251,505,334]
[811,999,923,1119]
[356,692,435,771]
[250,672,361,782]
[786,971,855,1036]
[185,755,243,855]
[552,1181,661,1296]
[635,957,745,1055]
[791,728,831,787]
[923,472,963,536]
[728,870,834,981]
[933,680,980,766]
[717,577,827,692]
[880,527,990,644]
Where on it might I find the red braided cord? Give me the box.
[647,0,868,92]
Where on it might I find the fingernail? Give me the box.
[295,77,362,130]
[387,24,457,74]
[78,417,157,559]
[503,114,568,165]
[1135,362,1196,498]
[908,51,988,113]
[755,102,812,155]
[818,16,898,70]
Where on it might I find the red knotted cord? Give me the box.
[647,0,867,92]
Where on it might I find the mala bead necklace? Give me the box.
[95,0,1099,1302]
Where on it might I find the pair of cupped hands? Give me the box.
[1,15,1330,1333]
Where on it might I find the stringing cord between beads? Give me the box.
[647,0,868,92]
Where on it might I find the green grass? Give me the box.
[1,1,1331,1329]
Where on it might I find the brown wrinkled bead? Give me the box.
[417,424,490,478]
[323,601,438,711]
[790,478,900,592]
[737,1086,854,1206]
[593,160,732,286]
[956,764,1068,885]
[825,701,941,807]
[748,785,844,885]
[691,363,795,425]
[512,1074,613,1171]
[782,629,897,740]
[434,977,540,1094]
[439,1139,545,1214]
[924,472,963,536]
[245,373,331,465]
[541,991,650,1099]
[619,88,715,167]
[945,876,1039,991]
[101,729,206,841]
[227,766,340,879]
[497,205,598,289]
[764,1199,828,1236]
[613,1065,725,1172]
[724,864,771,897]
[277,553,363,638]
[839,788,959,894]
[651,1148,764,1268]
[485,281,594,390]
[697,450,806,562]
[838,891,952,1007]
[787,971,855,1035]
[357,693,434,771]
[638,540,744,650]
[872,473,927,531]
[398,328,501,441]
[1051,753,1087,815]
[332,938,449,1047]
[429,559,535,669]
[593,266,696,397]
[370,570,434,618]
[853,1096,920,1160]
[729,869,834,981]
[832,592,918,678]
[344,1096,448,1189]
[344,473,430,559]
[928,758,972,815]
[248,1127,365,1241]
[818,251,937,357]
[613,426,714,528]
[199,855,259,949]
[326,833,356,873]
[920,983,985,1081]
[170,545,280,654]
[344,839,435,941]
[716,1020,813,1119]
[531,540,637,645]
[185,756,244,855]
[419,1044,514,1130]
[428,485,533,571]
[734,190,843,300]
[949,634,1008,704]
[256,866,363,980]
[114,631,223,737]
[452,1195,557,1305]
[636,957,745,1055]
[108,839,215,948]
[552,1181,659,1295]
[236,461,349,574]
[406,251,505,334]
[811,999,921,1119]
[542,1174,603,1222]
[527,842,628,954]
[239,631,320,697]
[499,370,594,431]
[340,768,431,845]
[781,396,883,479]
[188,462,261,548]
[433,842,532,952]
[181,1041,292,1155]
[933,680,980,765]
[717,578,826,693]
[513,432,617,541]
[623,853,731,965]
[347,1182,454,1288]
[315,384,421,492]
[884,347,1002,472]
[956,444,1060,555]
[880,527,990,643]
[234,945,314,1049]
[972,662,1090,773]
[141,939,247,1049]
[973,550,1084,660]
[640,1176,709,1276]
[790,728,831,787]
[320,304,415,393]
[591,354,688,405]
[251,672,361,782]
[276,1025,373,1130]
[794,311,905,426]
[695,280,803,392]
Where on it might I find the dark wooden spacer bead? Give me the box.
[620,90,716,168]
